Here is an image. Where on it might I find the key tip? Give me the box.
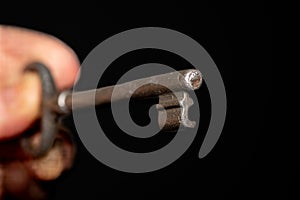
[183,69,203,90]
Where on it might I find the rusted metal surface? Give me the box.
[20,63,58,158]
[55,69,202,113]
[60,69,201,132]
[157,91,196,131]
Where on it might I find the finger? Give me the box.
[3,162,47,200]
[25,132,75,181]
[0,25,80,140]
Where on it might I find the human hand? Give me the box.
[0,25,79,199]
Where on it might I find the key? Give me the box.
[20,63,202,157]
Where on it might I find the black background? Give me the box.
[0,2,276,199]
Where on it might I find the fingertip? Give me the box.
[30,38,80,90]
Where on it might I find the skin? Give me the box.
[0,25,80,199]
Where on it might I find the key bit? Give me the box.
[157,91,196,131]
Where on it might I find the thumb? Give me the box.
[0,25,79,140]
[0,72,41,140]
